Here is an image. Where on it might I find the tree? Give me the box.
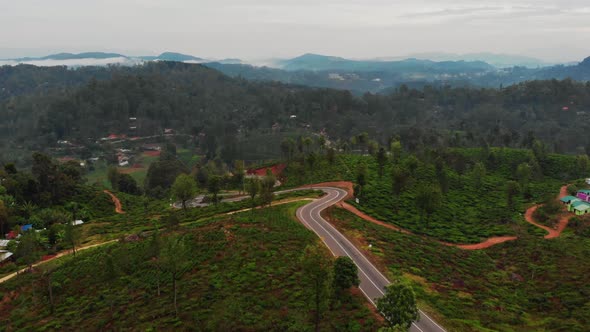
[280,138,295,160]
[0,200,8,237]
[391,165,410,196]
[233,160,245,193]
[326,147,336,165]
[435,159,449,194]
[207,175,222,205]
[576,154,590,177]
[15,231,40,271]
[118,174,141,195]
[377,282,418,329]
[246,178,260,211]
[332,256,359,299]
[376,147,387,177]
[390,140,402,164]
[301,245,332,332]
[471,162,486,187]
[357,132,369,154]
[516,163,532,191]
[355,162,368,197]
[64,221,81,256]
[403,155,419,176]
[260,171,275,207]
[161,235,192,317]
[171,174,197,211]
[415,184,442,226]
[506,180,520,210]
[107,166,120,190]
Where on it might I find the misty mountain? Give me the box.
[277,53,495,73]
[376,52,553,68]
[13,52,127,61]
[138,52,204,62]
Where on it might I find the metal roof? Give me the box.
[573,203,590,211]
[571,201,588,208]
[560,195,578,202]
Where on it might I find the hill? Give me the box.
[0,203,381,331]
[278,53,494,73]
[2,62,590,168]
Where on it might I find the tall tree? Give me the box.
[207,175,222,205]
[390,140,402,164]
[415,184,442,227]
[15,231,40,271]
[471,162,486,188]
[301,244,333,332]
[107,166,120,190]
[376,147,387,177]
[391,165,410,196]
[161,235,192,317]
[332,256,359,299]
[64,221,81,256]
[516,163,532,191]
[171,174,197,211]
[506,180,520,210]
[377,282,419,329]
[233,160,245,193]
[0,199,8,237]
[260,171,276,208]
[246,178,260,212]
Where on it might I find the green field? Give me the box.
[326,207,590,331]
[0,203,382,331]
[282,148,577,243]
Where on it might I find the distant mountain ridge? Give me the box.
[277,53,495,73]
[6,51,204,62]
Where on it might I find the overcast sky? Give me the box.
[1,0,589,61]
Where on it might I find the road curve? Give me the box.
[297,187,446,332]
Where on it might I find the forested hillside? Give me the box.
[1,62,590,167]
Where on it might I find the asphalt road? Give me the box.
[296,187,446,332]
[174,186,447,331]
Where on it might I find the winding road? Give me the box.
[297,187,446,332]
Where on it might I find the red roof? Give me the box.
[247,163,286,176]
[6,231,17,239]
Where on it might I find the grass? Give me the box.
[325,207,590,332]
[0,203,382,331]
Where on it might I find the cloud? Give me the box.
[0,1,588,61]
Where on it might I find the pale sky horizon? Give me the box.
[1,0,589,62]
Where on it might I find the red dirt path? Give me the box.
[103,190,125,214]
[301,181,518,250]
[524,185,571,239]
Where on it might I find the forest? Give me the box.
[1,62,590,168]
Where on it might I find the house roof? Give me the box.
[560,195,578,202]
[0,250,13,262]
[571,201,588,208]
[578,189,590,195]
[573,203,590,211]
[21,224,33,232]
[0,239,10,248]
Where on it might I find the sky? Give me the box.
[0,0,589,62]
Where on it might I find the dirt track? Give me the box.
[310,181,523,250]
[103,190,125,214]
[524,185,571,239]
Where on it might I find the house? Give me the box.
[573,202,590,215]
[71,220,84,226]
[0,250,13,264]
[569,200,586,212]
[560,195,579,204]
[576,189,590,202]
